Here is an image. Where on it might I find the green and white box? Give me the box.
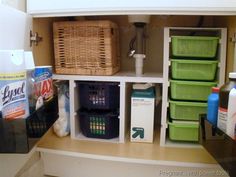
[130,86,155,143]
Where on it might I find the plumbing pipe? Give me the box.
[234,41,236,71]
[135,23,145,54]
[134,54,145,76]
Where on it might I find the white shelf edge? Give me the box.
[75,133,120,144]
[168,27,227,31]
[53,71,164,83]
[36,147,218,168]
[29,11,236,18]
[27,0,236,17]
[165,137,203,149]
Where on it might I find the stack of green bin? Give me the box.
[168,35,219,142]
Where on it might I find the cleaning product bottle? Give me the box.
[0,50,29,119]
[24,51,35,113]
[226,86,236,139]
[207,87,219,126]
[217,72,236,132]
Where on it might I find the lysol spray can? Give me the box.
[0,50,29,119]
[33,66,53,109]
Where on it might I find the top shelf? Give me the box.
[27,0,236,17]
[53,71,163,83]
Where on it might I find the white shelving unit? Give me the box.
[53,72,164,143]
[161,27,227,147]
[52,27,227,146]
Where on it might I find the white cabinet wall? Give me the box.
[27,0,236,17]
[0,4,31,50]
[1,0,26,12]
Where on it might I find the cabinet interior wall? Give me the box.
[32,15,236,75]
[32,15,215,71]
[32,15,234,145]
[213,16,236,78]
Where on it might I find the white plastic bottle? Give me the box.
[226,87,236,139]
[217,72,236,132]
[0,50,29,119]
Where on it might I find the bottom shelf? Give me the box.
[37,128,217,167]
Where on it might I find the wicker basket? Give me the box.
[53,20,120,75]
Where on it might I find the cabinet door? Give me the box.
[0,4,32,51]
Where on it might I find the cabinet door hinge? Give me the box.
[230,32,236,43]
[30,31,43,47]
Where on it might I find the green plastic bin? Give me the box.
[171,59,218,81]
[168,121,199,142]
[171,36,219,58]
[169,100,207,121]
[170,80,217,101]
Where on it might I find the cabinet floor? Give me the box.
[37,129,217,166]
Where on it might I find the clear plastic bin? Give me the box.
[171,59,218,81]
[78,109,119,139]
[170,80,217,101]
[169,100,207,121]
[171,36,219,58]
[78,81,120,110]
[168,120,199,142]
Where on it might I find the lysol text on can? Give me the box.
[34,66,53,103]
[0,50,29,119]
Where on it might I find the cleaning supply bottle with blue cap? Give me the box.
[207,87,219,126]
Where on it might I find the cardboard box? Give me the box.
[130,87,155,143]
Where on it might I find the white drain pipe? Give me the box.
[234,40,236,71]
[128,15,150,76]
[134,54,145,76]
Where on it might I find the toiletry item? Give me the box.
[226,87,236,139]
[207,87,219,126]
[217,72,236,132]
[53,81,70,137]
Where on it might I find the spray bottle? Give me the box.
[0,50,29,119]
